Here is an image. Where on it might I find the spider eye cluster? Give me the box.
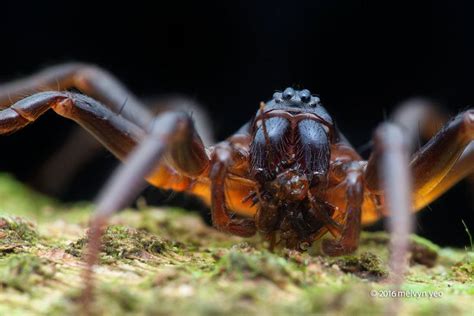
[273,87,320,107]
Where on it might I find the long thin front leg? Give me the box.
[366,110,474,210]
[370,124,413,274]
[367,123,413,315]
[0,91,209,190]
[0,64,156,195]
[425,142,474,204]
[0,91,211,311]
[0,92,145,158]
[33,95,215,195]
[81,111,209,311]
[389,100,474,210]
[410,110,473,209]
[0,63,152,127]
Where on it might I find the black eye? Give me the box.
[282,87,295,100]
[299,89,311,103]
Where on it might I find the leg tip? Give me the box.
[322,239,357,256]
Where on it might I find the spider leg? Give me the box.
[322,162,365,256]
[0,91,145,157]
[0,63,155,195]
[32,95,214,195]
[367,123,413,315]
[366,109,474,210]
[425,141,474,205]
[390,100,474,210]
[0,63,152,127]
[0,91,211,311]
[390,98,447,153]
[0,91,208,193]
[77,111,208,311]
[210,144,257,237]
[410,110,474,209]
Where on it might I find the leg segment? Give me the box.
[426,141,474,204]
[0,91,145,158]
[389,99,474,210]
[366,123,413,315]
[0,63,152,128]
[366,110,474,210]
[80,111,209,309]
[370,124,413,272]
[391,98,447,153]
[322,162,364,256]
[210,144,257,237]
[33,95,215,195]
[0,91,209,180]
[410,110,474,209]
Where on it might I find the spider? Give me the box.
[0,63,473,308]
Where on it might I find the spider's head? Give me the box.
[249,87,336,189]
[248,88,339,249]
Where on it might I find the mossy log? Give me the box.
[0,174,472,315]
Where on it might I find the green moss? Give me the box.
[409,234,440,267]
[450,253,474,283]
[0,173,472,315]
[66,225,176,263]
[331,251,388,280]
[359,231,440,267]
[0,216,38,255]
[0,254,55,292]
[213,243,304,287]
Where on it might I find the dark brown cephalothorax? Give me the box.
[248,88,337,249]
[0,64,472,310]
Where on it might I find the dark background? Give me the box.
[0,0,472,247]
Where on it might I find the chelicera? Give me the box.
[0,64,472,306]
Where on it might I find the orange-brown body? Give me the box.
[148,139,381,229]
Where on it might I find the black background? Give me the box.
[0,0,472,247]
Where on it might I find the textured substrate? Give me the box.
[0,173,472,315]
